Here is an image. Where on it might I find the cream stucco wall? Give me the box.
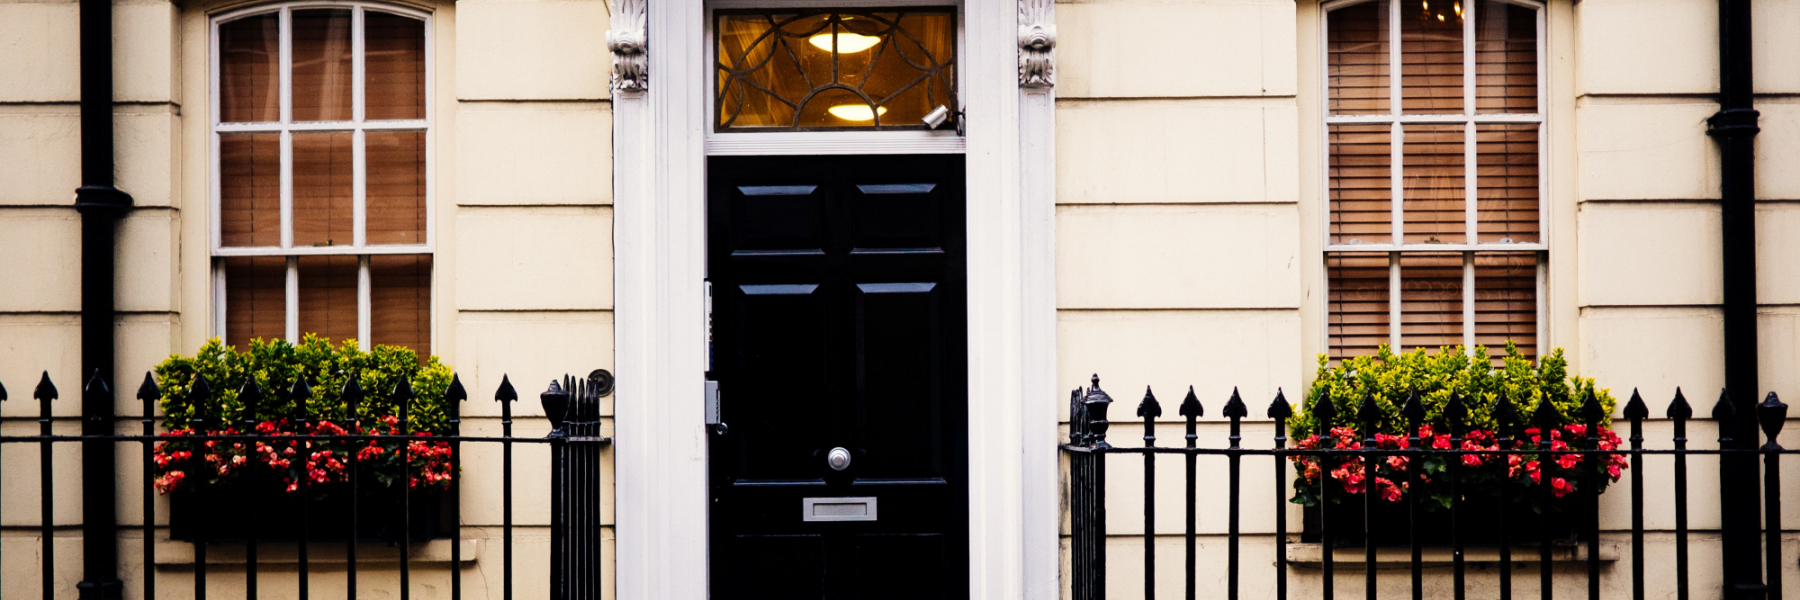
[6,0,1800,598]
[0,0,616,598]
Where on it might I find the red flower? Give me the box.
[1551,477,1574,498]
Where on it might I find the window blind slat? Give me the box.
[291,132,355,247]
[365,130,427,245]
[1399,253,1463,352]
[1328,252,1392,360]
[371,255,432,362]
[1330,124,1394,245]
[1475,252,1537,358]
[220,133,282,247]
[298,256,360,345]
[1327,1,1390,115]
[220,15,280,123]
[1401,12,1464,114]
[292,9,353,122]
[1475,1,1537,114]
[1401,123,1466,244]
[365,12,426,121]
[1476,123,1539,243]
[225,257,288,349]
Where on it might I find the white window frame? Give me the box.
[208,2,436,350]
[1318,0,1549,353]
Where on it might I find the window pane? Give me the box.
[366,131,427,245]
[1327,1,1390,115]
[1399,253,1463,353]
[298,256,359,346]
[1475,1,1537,114]
[225,257,288,349]
[292,9,353,122]
[1476,124,1539,243]
[292,132,355,247]
[1328,252,1391,361]
[1402,124,1466,244]
[220,133,282,247]
[365,12,426,121]
[716,10,955,130]
[1474,252,1536,358]
[1401,3,1464,114]
[371,255,432,361]
[1330,124,1393,245]
[219,14,280,123]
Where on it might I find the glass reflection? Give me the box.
[716,10,956,131]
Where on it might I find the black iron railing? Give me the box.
[0,369,610,600]
[1064,376,1792,600]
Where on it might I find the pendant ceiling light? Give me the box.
[808,32,881,53]
[827,104,887,121]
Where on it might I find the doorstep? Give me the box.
[1285,542,1619,567]
[153,538,481,565]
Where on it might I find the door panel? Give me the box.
[708,154,967,600]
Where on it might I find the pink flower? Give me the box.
[1556,453,1582,469]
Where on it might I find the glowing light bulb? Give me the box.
[808,32,881,53]
[827,104,887,121]
[1422,0,1429,9]
[1437,13,1446,21]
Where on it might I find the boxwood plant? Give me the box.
[151,336,456,495]
[1287,342,1625,512]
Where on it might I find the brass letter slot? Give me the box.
[802,497,878,522]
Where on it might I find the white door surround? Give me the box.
[608,1,1059,598]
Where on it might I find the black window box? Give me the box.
[169,482,452,543]
[1302,492,1589,547]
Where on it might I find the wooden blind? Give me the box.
[1327,1,1389,115]
[1329,125,1392,245]
[225,257,287,349]
[1474,252,1537,357]
[371,255,432,361]
[1328,253,1392,359]
[1398,253,1463,352]
[220,133,281,247]
[298,256,359,345]
[291,132,355,247]
[1475,0,1537,114]
[1476,123,1539,243]
[292,9,353,122]
[365,12,426,121]
[366,131,427,245]
[220,15,279,123]
[1401,124,1465,244]
[1401,10,1463,114]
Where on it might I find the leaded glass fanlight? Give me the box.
[715,9,956,131]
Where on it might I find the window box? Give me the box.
[169,481,452,543]
[1302,491,1584,548]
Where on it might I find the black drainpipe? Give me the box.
[74,0,132,596]
[1706,0,1763,598]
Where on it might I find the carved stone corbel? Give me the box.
[607,0,648,92]
[1018,0,1056,89]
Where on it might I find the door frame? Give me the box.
[609,1,1058,598]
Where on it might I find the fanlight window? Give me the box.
[715,9,956,131]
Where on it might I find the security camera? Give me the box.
[922,105,951,129]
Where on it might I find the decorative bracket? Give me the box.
[1018,0,1056,89]
[608,0,648,93]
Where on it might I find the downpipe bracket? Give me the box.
[1707,108,1762,139]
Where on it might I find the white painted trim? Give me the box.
[612,1,1057,599]
[207,2,437,345]
[706,131,966,155]
[1318,0,1550,355]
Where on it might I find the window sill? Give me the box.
[152,538,480,566]
[1285,542,1620,567]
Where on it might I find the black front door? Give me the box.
[707,154,968,600]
